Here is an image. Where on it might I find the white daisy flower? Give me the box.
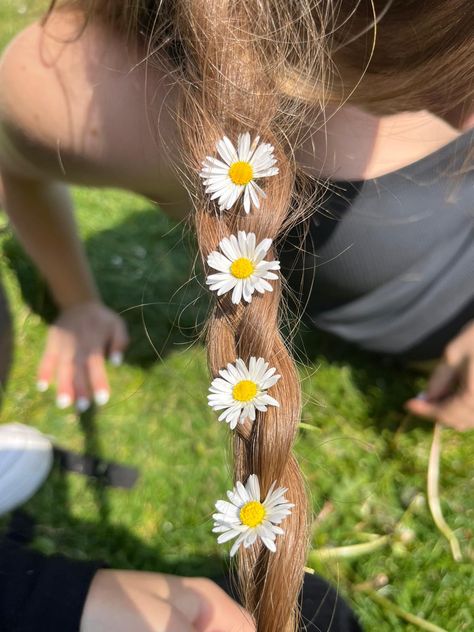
[206,231,280,304]
[208,357,280,430]
[200,132,279,213]
[213,474,294,557]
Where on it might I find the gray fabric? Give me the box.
[288,130,474,355]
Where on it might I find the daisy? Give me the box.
[200,132,279,213]
[208,357,280,430]
[206,231,280,304]
[213,474,294,557]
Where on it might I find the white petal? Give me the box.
[237,132,252,162]
[244,529,258,547]
[218,530,240,544]
[207,251,232,272]
[261,537,277,553]
[225,184,243,210]
[235,481,250,504]
[246,474,261,501]
[235,358,250,379]
[242,279,254,303]
[243,186,251,214]
[216,137,237,165]
[220,236,240,260]
[231,282,243,304]
[230,531,248,557]
[215,500,239,516]
[254,238,273,262]
[237,231,249,257]
[248,181,260,209]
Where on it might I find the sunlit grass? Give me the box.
[1,4,473,630]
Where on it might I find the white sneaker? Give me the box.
[0,423,53,516]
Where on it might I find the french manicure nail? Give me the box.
[94,389,110,406]
[56,393,72,409]
[109,351,123,367]
[76,397,91,413]
[37,380,49,393]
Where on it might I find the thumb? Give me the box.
[425,362,459,401]
[405,396,439,419]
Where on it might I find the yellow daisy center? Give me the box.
[240,501,266,528]
[228,161,254,186]
[230,257,255,279]
[232,380,258,402]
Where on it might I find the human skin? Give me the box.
[0,9,472,427]
[80,570,254,632]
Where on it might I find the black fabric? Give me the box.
[0,539,362,631]
[280,130,474,359]
[0,539,103,632]
[215,572,363,632]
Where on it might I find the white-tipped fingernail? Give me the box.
[416,391,427,400]
[76,397,91,413]
[109,351,123,367]
[94,389,110,406]
[56,393,72,409]
[37,380,49,393]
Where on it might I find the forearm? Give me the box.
[1,169,100,309]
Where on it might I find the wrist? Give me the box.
[53,289,102,311]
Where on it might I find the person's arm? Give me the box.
[0,168,129,410]
[0,171,98,309]
[81,570,255,632]
[0,539,254,632]
[0,16,135,410]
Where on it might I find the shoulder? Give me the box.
[0,12,186,208]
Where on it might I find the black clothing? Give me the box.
[0,539,102,632]
[281,130,474,361]
[0,538,362,631]
[215,571,363,632]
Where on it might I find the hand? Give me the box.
[37,301,129,411]
[80,570,255,632]
[405,320,474,431]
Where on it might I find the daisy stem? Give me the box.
[427,423,462,562]
[299,422,321,433]
[354,586,448,632]
[308,535,390,562]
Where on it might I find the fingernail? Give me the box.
[94,389,110,406]
[109,351,123,367]
[37,380,49,393]
[416,391,427,400]
[76,397,91,413]
[56,393,72,409]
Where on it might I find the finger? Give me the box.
[425,362,459,401]
[73,359,92,413]
[109,319,129,366]
[405,397,439,418]
[37,348,59,392]
[87,353,110,406]
[435,396,474,432]
[55,357,74,409]
[406,396,474,431]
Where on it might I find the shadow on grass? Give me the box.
[295,324,428,436]
[3,208,210,367]
[8,463,224,579]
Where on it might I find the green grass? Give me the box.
[1,4,474,631]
